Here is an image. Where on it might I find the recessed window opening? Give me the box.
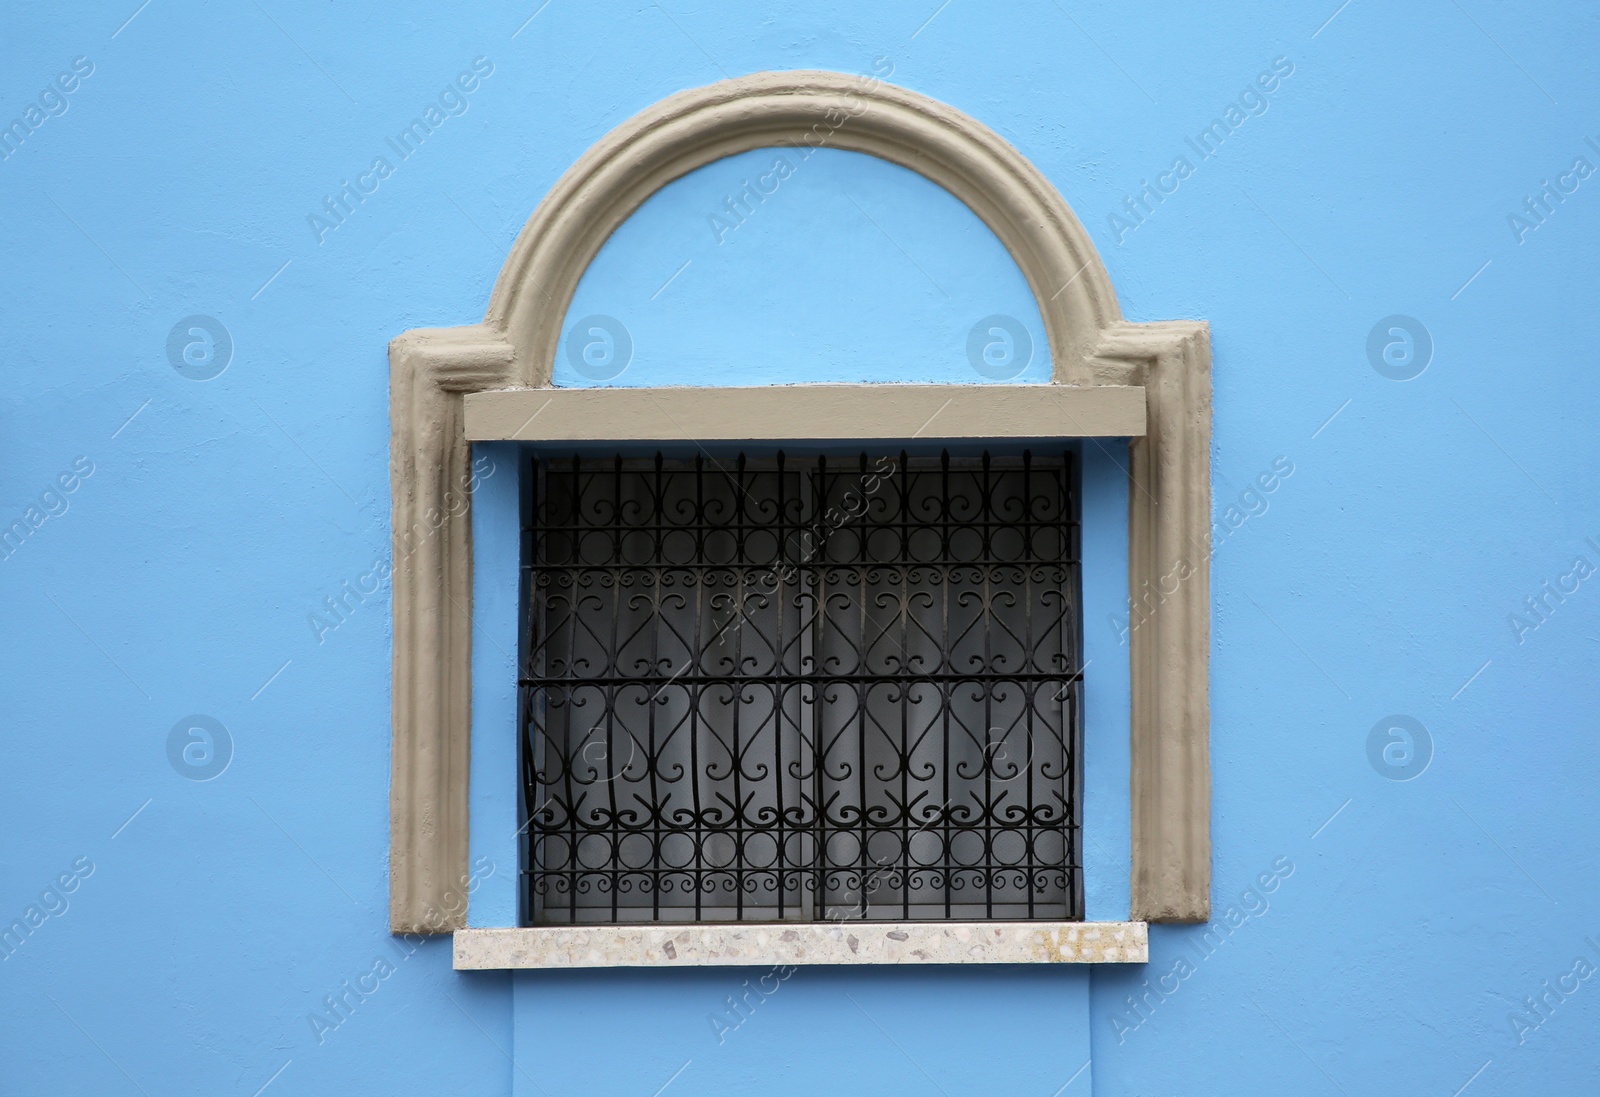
[520,450,1083,924]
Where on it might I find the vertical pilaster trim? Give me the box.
[390,326,515,933]
[1096,320,1213,922]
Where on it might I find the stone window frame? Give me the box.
[388,71,1212,957]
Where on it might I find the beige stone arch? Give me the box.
[389,70,1211,934]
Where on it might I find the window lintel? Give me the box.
[462,384,1147,443]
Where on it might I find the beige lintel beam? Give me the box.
[463,384,1146,443]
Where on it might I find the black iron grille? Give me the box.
[520,451,1082,923]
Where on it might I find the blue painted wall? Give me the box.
[4,2,1599,1095]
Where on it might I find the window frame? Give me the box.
[387,70,1212,964]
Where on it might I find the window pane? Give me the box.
[523,453,1081,924]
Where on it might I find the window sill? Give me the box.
[452,921,1147,969]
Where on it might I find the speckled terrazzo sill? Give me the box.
[453,922,1147,969]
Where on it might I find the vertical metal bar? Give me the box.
[562,455,584,923]
[685,453,703,921]
[603,455,624,922]
[980,451,995,919]
[1066,450,1084,921]
[731,453,747,920]
[936,451,951,919]
[520,455,540,925]
[811,454,826,922]
[773,452,788,919]
[1022,451,1036,919]
[893,452,909,920]
[634,458,663,921]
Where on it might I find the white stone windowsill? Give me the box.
[453,921,1147,969]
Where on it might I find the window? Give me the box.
[521,450,1083,924]
[388,70,1213,949]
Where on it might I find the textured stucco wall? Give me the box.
[4,2,1598,1095]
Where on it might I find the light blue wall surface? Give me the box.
[4,2,1599,1095]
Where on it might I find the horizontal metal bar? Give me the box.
[521,672,1084,685]
[524,560,1080,570]
[465,384,1146,442]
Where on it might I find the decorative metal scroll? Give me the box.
[521,451,1083,923]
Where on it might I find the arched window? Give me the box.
[388,70,1211,965]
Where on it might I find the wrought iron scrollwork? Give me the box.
[521,451,1082,923]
